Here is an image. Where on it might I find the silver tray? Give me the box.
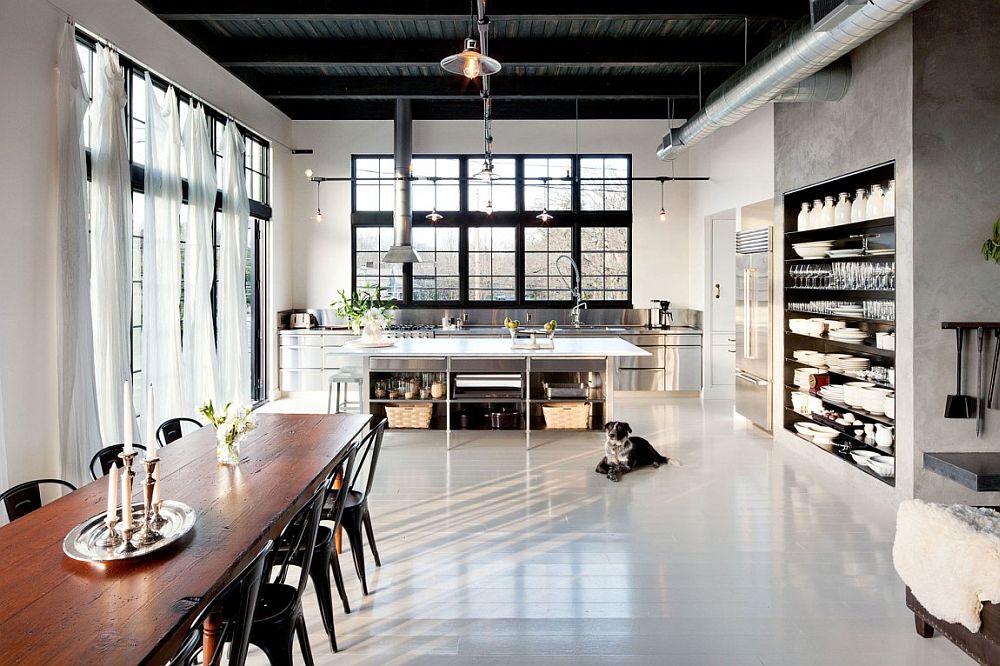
[63,500,196,562]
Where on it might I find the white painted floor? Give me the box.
[251,395,969,665]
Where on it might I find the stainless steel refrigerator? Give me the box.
[734,228,772,431]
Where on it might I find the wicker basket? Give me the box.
[384,403,433,429]
[541,402,591,429]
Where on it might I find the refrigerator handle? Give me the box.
[736,370,768,386]
[743,268,754,360]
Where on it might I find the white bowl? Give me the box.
[850,450,879,466]
[884,393,895,419]
[800,320,827,336]
[862,387,892,414]
[868,455,895,477]
[843,381,876,407]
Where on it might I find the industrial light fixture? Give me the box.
[304,168,314,178]
[536,177,553,222]
[440,37,501,79]
[426,177,443,222]
[485,176,494,215]
[313,180,323,223]
[476,159,500,181]
[658,178,667,222]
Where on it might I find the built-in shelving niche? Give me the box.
[782,161,897,487]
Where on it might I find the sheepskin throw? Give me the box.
[894,499,1000,632]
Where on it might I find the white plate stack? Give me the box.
[818,384,845,403]
[826,355,870,373]
[827,248,865,257]
[793,350,827,367]
[828,327,869,342]
[831,305,864,317]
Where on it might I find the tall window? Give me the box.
[350,154,631,306]
[77,34,272,406]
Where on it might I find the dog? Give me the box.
[595,421,680,482]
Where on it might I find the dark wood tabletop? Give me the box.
[0,412,371,665]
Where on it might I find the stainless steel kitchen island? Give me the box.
[334,337,649,448]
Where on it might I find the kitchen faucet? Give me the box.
[556,254,587,327]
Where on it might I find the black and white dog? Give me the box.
[595,421,680,482]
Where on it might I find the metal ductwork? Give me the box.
[383,99,422,264]
[656,0,930,160]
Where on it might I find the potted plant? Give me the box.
[333,284,397,343]
[198,401,256,466]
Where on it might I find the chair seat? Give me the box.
[250,583,299,624]
[328,370,363,383]
[325,489,364,513]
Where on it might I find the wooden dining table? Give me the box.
[0,412,371,665]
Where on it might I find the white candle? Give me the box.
[106,463,119,524]
[145,384,155,459]
[123,380,133,455]
[121,464,132,527]
[152,459,161,507]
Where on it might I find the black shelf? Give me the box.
[784,288,894,296]
[449,397,524,404]
[784,387,895,426]
[785,215,895,242]
[785,252,895,263]
[784,331,895,359]
[784,357,894,390]
[788,430,895,487]
[528,396,605,403]
[369,399,447,404]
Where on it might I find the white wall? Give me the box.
[686,105,775,310]
[0,0,293,483]
[288,119,691,310]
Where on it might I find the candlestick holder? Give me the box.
[115,451,139,554]
[95,516,123,549]
[135,458,162,546]
[150,459,167,530]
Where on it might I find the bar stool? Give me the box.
[327,368,363,413]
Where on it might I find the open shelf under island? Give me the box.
[334,337,649,449]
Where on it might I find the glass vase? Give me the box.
[216,430,243,466]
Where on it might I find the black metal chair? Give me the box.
[327,418,387,596]
[288,439,360,652]
[169,540,274,666]
[0,479,77,522]
[248,478,330,666]
[156,417,203,447]
[89,444,148,480]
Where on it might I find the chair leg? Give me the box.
[296,613,315,666]
[308,547,338,651]
[363,510,382,568]
[327,382,333,414]
[330,548,352,614]
[343,518,369,595]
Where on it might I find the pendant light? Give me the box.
[313,180,324,223]
[658,178,667,222]
[485,177,494,215]
[426,176,443,222]
[440,37,501,79]
[536,177,553,222]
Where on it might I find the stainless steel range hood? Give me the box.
[382,99,423,264]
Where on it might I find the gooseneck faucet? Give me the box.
[556,254,587,327]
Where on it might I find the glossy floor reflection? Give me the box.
[252,396,967,665]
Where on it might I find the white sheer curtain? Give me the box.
[181,105,220,412]
[57,26,102,483]
[143,77,186,431]
[90,44,136,448]
[218,121,251,406]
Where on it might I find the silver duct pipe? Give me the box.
[383,98,422,264]
[772,58,851,102]
[656,0,930,160]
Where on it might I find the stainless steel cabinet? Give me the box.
[665,345,702,391]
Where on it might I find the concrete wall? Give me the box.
[910,0,1000,504]
[288,119,692,310]
[0,0,293,483]
[773,17,915,505]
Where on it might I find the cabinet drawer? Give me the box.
[618,346,664,369]
[530,358,605,373]
[711,332,737,347]
[450,357,526,373]
[280,369,325,392]
[710,344,736,386]
[280,346,323,369]
[664,334,702,346]
[369,357,448,372]
[323,335,351,347]
[279,333,323,347]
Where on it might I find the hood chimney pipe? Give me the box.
[382,99,422,263]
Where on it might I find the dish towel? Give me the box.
[894,499,1000,632]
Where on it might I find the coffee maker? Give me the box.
[647,299,673,329]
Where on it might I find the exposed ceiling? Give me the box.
[137,1,809,121]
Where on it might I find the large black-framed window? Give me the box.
[77,32,271,407]
[351,154,632,308]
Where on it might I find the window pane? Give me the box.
[353,227,403,299]
[580,157,630,211]
[524,227,573,301]
[412,227,460,301]
[524,157,572,211]
[412,158,460,212]
[468,227,517,301]
[131,73,147,166]
[580,226,629,301]
[467,158,516,212]
[354,158,394,211]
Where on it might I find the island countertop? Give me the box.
[333,336,650,357]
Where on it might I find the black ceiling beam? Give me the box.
[271,98,701,121]
[149,0,803,21]
[254,74,723,100]
[214,37,748,69]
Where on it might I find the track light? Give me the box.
[440,38,501,79]
[658,176,667,222]
[304,168,314,179]
[485,200,494,216]
[313,180,323,223]
[536,208,553,222]
[426,209,443,222]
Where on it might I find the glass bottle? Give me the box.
[882,180,895,217]
[797,202,810,231]
[851,188,867,222]
[809,199,823,229]
[820,196,835,228]
[866,184,884,219]
[834,192,851,225]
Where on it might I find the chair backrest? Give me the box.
[156,417,203,447]
[172,540,273,666]
[347,418,388,501]
[271,477,332,602]
[325,438,360,533]
[0,479,77,522]
[89,444,148,480]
